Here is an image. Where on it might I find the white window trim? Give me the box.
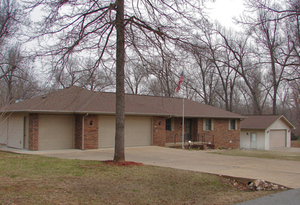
[203,119,214,131]
[228,119,237,130]
[166,118,175,131]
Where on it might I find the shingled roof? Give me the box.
[1,86,244,119]
[241,115,295,130]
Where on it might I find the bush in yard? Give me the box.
[291,133,299,141]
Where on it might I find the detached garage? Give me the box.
[240,115,295,150]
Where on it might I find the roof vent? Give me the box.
[42,96,47,99]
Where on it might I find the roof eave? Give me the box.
[241,127,267,130]
[1,110,246,119]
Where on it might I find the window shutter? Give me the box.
[228,119,230,130]
[171,118,175,131]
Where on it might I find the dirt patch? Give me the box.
[219,176,289,191]
[102,160,144,166]
[219,176,251,191]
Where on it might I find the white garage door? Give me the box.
[98,116,152,148]
[0,116,8,145]
[270,130,286,148]
[98,116,115,148]
[39,115,74,150]
[7,114,24,149]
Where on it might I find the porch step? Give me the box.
[166,143,215,150]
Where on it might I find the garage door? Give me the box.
[125,116,152,147]
[270,130,286,148]
[39,115,74,150]
[7,114,24,149]
[98,116,115,148]
[0,116,8,145]
[98,116,152,148]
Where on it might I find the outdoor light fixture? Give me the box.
[158,121,161,125]
[247,132,249,135]
[90,120,93,125]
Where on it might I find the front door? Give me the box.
[185,119,192,141]
[250,133,257,149]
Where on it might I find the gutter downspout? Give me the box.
[82,113,88,150]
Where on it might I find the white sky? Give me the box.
[206,0,245,29]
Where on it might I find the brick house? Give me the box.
[0,86,245,151]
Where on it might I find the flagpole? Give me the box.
[182,96,185,149]
[176,70,185,149]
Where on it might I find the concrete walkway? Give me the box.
[2,146,300,189]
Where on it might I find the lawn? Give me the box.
[0,151,280,205]
[209,149,300,161]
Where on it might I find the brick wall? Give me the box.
[83,114,98,149]
[165,118,200,144]
[157,117,240,149]
[166,118,182,143]
[29,113,39,151]
[153,116,166,146]
[198,118,240,149]
[74,114,99,150]
[75,114,83,149]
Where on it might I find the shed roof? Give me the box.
[241,115,295,130]
[1,86,244,118]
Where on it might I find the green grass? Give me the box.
[209,149,300,161]
[0,151,280,204]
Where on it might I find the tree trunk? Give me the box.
[114,0,125,162]
[273,83,278,115]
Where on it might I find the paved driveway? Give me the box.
[5,146,300,189]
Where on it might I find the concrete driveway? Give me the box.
[4,146,300,189]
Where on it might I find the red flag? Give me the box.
[176,71,184,92]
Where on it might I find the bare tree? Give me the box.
[125,61,148,94]
[52,56,115,91]
[289,81,300,124]
[0,0,20,46]
[246,8,292,114]
[203,26,239,111]
[0,0,23,80]
[146,55,178,97]
[218,31,266,114]
[183,42,218,105]
[27,0,205,162]
[0,45,38,106]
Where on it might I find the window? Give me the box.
[229,119,236,130]
[204,119,213,130]
[166,118,174,131]
[166,119,171,131]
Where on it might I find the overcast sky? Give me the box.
[206,0,245,29]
